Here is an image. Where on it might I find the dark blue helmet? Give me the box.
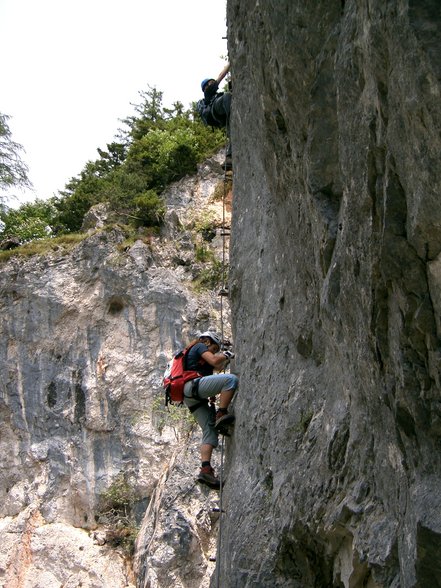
[201,78,214,91]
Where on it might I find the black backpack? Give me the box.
[196,98,224,128]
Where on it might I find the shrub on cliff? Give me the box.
[0,88,225,237]
[52,88,224,233]
[97,473,139,556]
[0,199,57,242]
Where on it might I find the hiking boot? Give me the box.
[222,156,233,171]
[197,466,220,489]
[215,410,235,430]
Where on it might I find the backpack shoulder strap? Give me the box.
[182,342,195,370]
[183,342,207,371]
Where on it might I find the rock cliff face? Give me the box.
[222,1,441,586]
[0,154,232,588]
[2,3,441,587]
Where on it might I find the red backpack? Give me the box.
[163,345,204,406]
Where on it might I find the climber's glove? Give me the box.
[223,350,235,360]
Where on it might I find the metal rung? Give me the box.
[209,556,217,562]
[211,507,226,513]
[218,288,229,297]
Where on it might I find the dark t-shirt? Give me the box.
[185,343,213,377]
[204,81,220,104]
[198,82,225,128]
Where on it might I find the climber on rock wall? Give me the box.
[196,62,232,171]
[182,331,238,489]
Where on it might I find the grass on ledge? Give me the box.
[0,233,88,263]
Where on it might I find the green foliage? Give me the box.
[194,258,225,291]
[97,473,139,556]
[0,113,31,195]
[195,244,215,262]
[116,225,158,252]
[152,394,195,439]
[184,208,225,290]
[96,142,127,172]
[105,525,138,556]
[125,126,201,190]
[0,232,87,263]
[190,209,219,242]
[212,177,232,202]
[120,87,165,141]
[0,199,58,242]
[50,87,224,234]
[100,474,136,514]
[52,190,96,233]
[132,190,165,226]
[52,162,114,232]
[0,86,225,242]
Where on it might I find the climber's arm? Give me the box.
[201,350,230,370]
[216,62,230,85]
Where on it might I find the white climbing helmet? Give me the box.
[199,331,222,347]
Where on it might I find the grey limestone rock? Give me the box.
[0,152,231,587]
[222,1,441,587]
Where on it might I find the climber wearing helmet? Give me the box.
[197,62,232,171]
[183,330,238,488]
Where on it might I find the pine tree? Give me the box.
[0,113,31,199]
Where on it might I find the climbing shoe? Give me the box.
[215,410,235,431]
[222,156,233,171]
[197,465,220,489]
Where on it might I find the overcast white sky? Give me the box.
[0,0,228,207]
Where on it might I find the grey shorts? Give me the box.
[184,373,238,447]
